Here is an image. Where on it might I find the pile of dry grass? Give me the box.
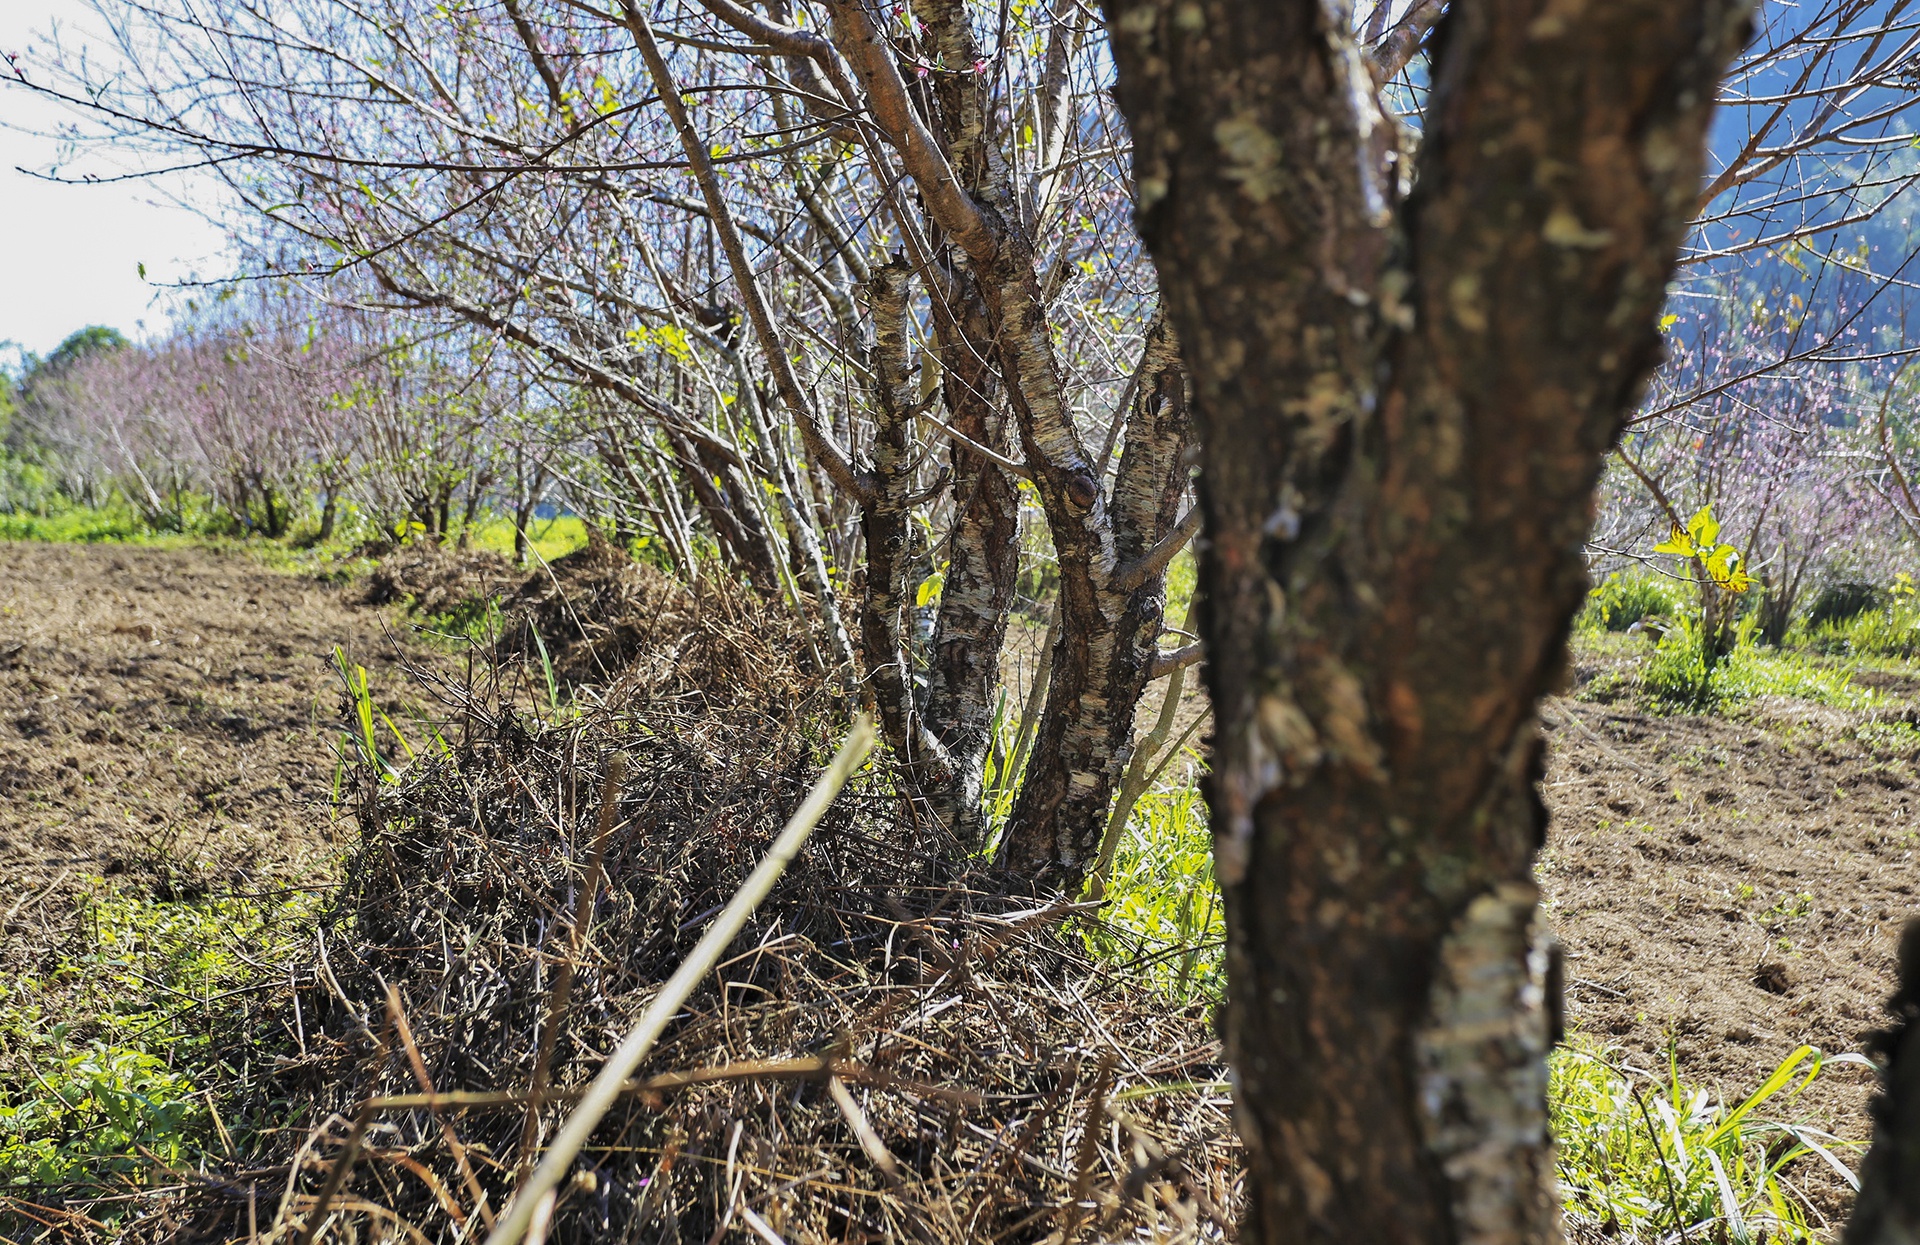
[95,566,1236,1244]
[495,531,813,702]
[363,543,520,620]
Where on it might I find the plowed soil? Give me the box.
[1542,647,1918,1228]
[0,541,423,969]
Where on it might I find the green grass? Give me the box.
[1082,754,1223,1006]
[1712,645,1885,711]
[0,500,194,545]
[1623,614,1887,714]
[1800,598,1920,659]
[0,877,325,1210]
[0,490,599,586]
[1551,1039,1866,1243]
[465,513,591,564]
[1165,547,1196,627]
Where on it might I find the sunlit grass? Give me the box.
[1551,1038,1866,1243]
[1800,597,1920,659]
[1713,645,1885,711]
[464,513,591,564]
[0,879,325,1208]
[1082,754,1223,1006]
[0,500,200,545]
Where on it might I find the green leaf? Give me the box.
[915,568,946,609]
[1701,1045,1816,1148]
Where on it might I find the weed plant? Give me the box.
[1582,572,1689,632]
[0,880,324,1211]
[1551,1039,1867,1243]
[1084,759,1223,1006]
[1644,613,1721,708]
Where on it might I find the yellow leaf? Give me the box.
[1687,505,1720,550]
[1651,525,1694,556]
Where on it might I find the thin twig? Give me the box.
[1631,1085,1694,1245]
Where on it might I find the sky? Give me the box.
[0,0,232,363]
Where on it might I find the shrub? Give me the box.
[1581,571,1687,632]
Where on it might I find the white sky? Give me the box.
[0,0,232,362]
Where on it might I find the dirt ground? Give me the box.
[0,541,1913,1231]
[1542,646,1918,1228]
[0,542,424,970]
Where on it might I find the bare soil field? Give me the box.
[0,541,424,968]
[1542,652,1919,1227]
[0,541,1914,1235]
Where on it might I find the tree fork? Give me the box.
[1105,0,1753,1241]
[1002,312,1191,881]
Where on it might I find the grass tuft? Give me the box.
[1085,762,1224,1006]
[1551,1038,1867,1243]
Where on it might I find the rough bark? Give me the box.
[1846,918,1920,1245]
[1003,314,1191,879]
[1105,0,1752,1242]
[857,256,956,802]
[923,270,1021,847]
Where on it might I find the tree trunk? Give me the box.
[1003,314,1192,881]
[1105,0,1751,1241]
[922,271,1021,848]
[1846,919,1920,1245]
[663,428,785,598]
[458,481,483,546]
[857,256,957,803]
